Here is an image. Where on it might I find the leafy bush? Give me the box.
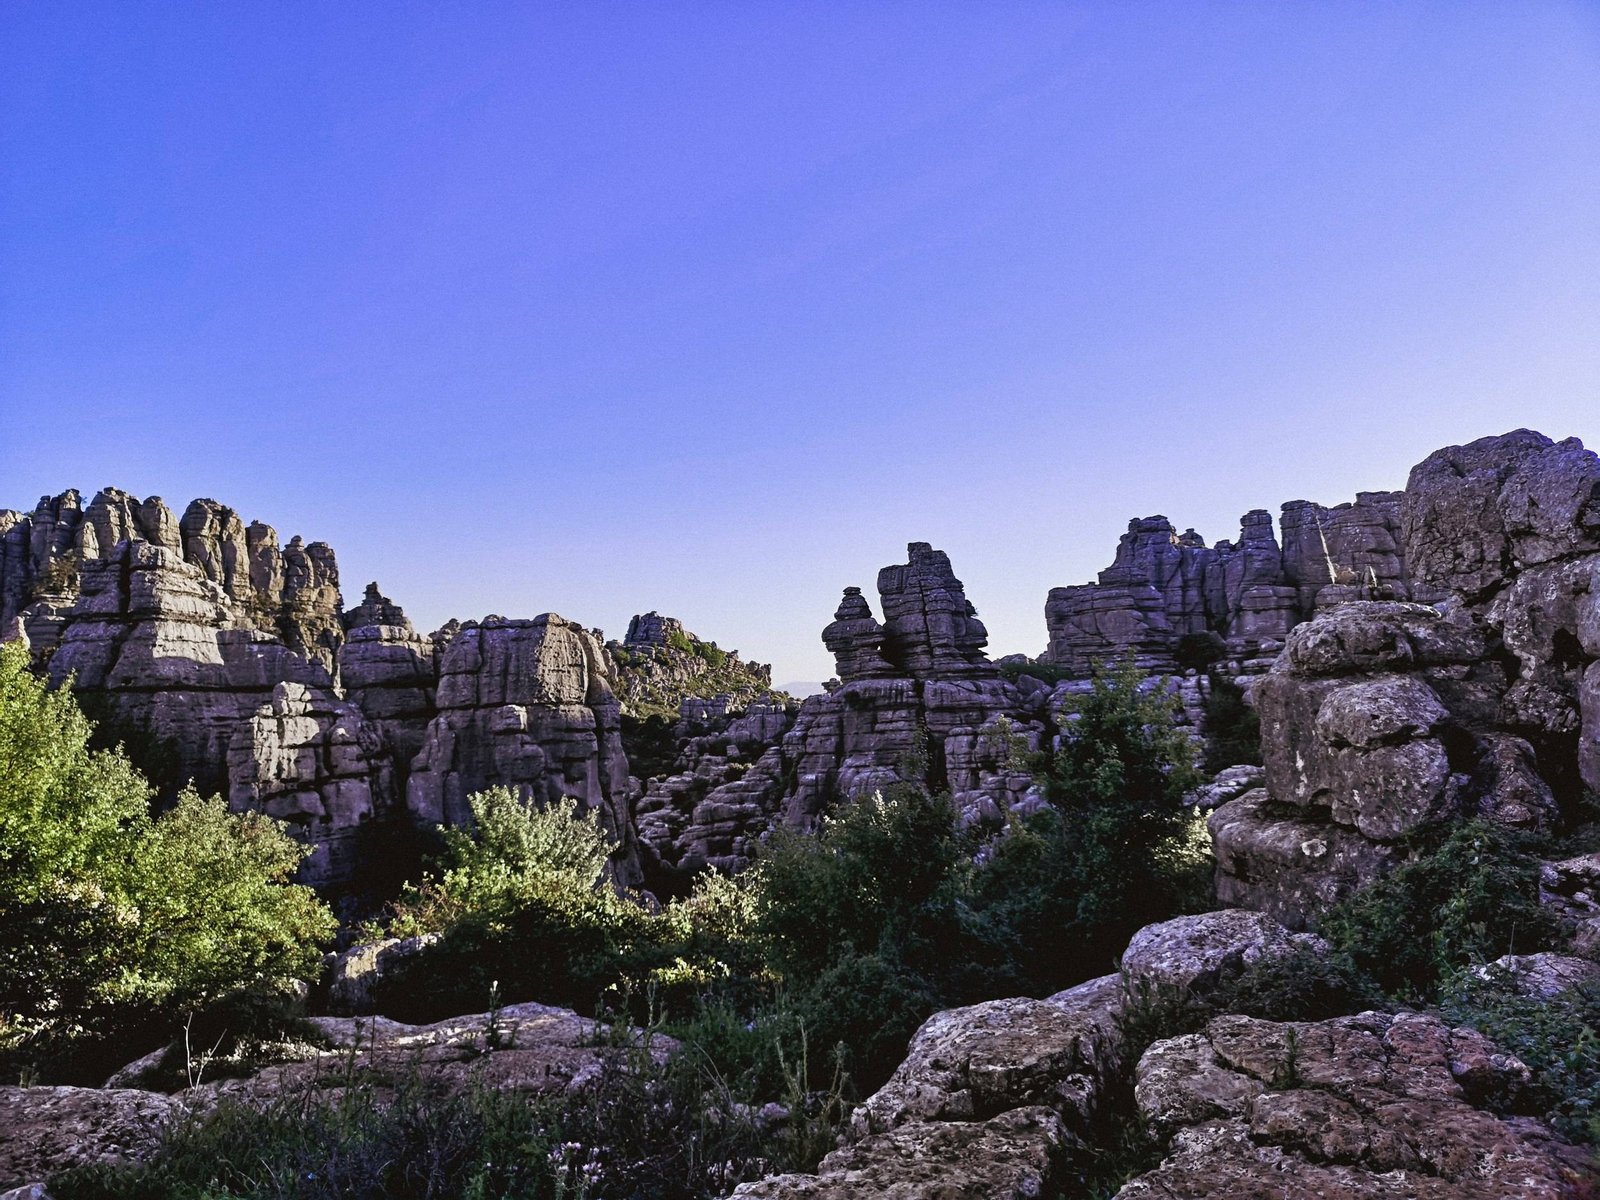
[372,792,653,1021]
[1317,820,1561,1003]
[1440,970,1600,1147]
[972,661,1207,993]
[0,643,333,1080]
[754,784,991,1089]
[1207,946,1384,1023]
[1201,676,1261,773]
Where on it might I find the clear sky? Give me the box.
[3,3,1597,686]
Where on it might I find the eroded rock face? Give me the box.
[1215,601,1557,927]
[633,699,795,878]
[406,615,640,883]
[609,612,777,719]
[339,583,439,774]
[738,912,1332,1199]
[1213,432,1600,927]
[227,682,393,887]
[1116,1011,1581,1199]
[730,1106,1070,1200]
[0,1085,183,1190]
[1043,494,1411,675]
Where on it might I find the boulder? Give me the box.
[1116,1011,1581,1199]
[0,1086,183,1189]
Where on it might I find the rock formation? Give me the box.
[0,489,652,893]
[1212,431,1600,927]
[607,611,778,720]
[1118,1011,1575,1198]
[405,615,640,883]
[1044,492,1410,675]
[635,543,1053,877]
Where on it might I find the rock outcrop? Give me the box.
[0,489,658,894]
[737,911,1337,1199]
[636,544,1051,875]
[1044,493,1409,675]
[1213,432,1600,927]
[406,615,640,882]
[608,612,778,720]
[1116,1011,1580,1199]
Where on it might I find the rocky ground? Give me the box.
[5,427,1600,1196]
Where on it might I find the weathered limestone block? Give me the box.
[1279,492,1408,612]
[227,681,393,887]
[339,583,438,770]
[1209,790,1398,930]
[406,615,639,882]
[876,542,994,677]
[46,541,336,797]
[821,587,893,680]
[0,1086,183,1189]
[1116,1012,1577,1199]
[1403,429,1600,601]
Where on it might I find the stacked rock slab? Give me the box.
[406,615,641,885]
[46,539,342,800]
[639,545,1048,874]
[339,583,440,775]
[227,682,393,887]
[1212,431,1600,928]
[1043,493,1410,675]
[632,698,795,880]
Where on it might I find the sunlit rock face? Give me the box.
[0,488,649,892]
[405,614,641,885]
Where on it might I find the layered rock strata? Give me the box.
[406,615,641,883]
[637,544,1051,875]
[1044,493,1410,675]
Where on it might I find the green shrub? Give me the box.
[1440,970,1600,1147]
[971,661,1206,993]
[1318,820,1561,1003]
[1208,946,1384,1023]
[0,644,333,1081]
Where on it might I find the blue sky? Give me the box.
[3,3,1597,685]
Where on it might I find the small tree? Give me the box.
[0,643,333,1074]
[973,659,1207,992]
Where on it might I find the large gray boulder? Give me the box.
[1116,1012,1581,1199]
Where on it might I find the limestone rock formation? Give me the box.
[1116,1011,1578,1199]
[0,1086,182,1190]
[226,682,393,887]
[739,911,1335,1198]
[406,615,640,882]
[1043,493,1410,675]
[608,611,777,720]
[1212,432,1600,927]
[338,582,439,774]
[632,697,795,879]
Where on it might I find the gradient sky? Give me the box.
[3,3,1597,685]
